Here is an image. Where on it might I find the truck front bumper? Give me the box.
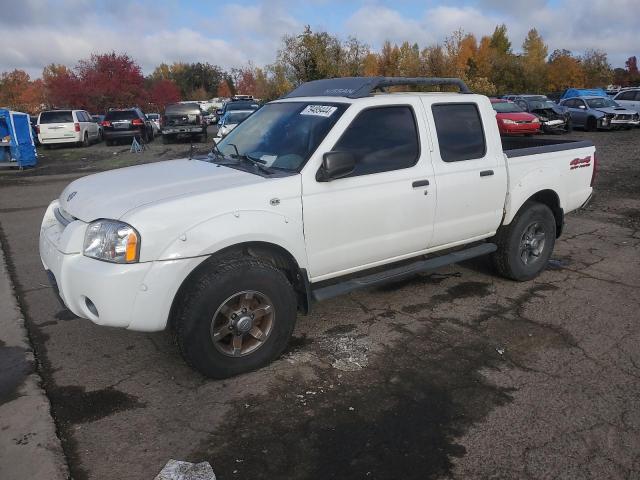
[39,201,205,332]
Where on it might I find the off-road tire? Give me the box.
[491,201,556,281]
[174,257,297,378]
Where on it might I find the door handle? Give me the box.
[480,170,494,177]
[412,179,430,188]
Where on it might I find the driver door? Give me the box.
[301,100,436,281]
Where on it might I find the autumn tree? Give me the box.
[398,42,421,77]
[148,79,181,110]
[75,52,146,112]
[547,49,585,91]
[217,80,232,98]
[342,37,370,76]
[580,49,612,87]
[521,28,548,93]
[0,70,44,113]
[42,63,82,109]
[378,41,400,76]
[362,53,379,77]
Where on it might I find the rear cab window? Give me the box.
[39,111,73,124]
[431,103,486,162]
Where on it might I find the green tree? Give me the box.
[521,28,548,93]
[490,24,511,55]
[581,49,613,87]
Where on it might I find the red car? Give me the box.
[490,98,541,135]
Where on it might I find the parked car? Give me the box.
[102,108,154,146]
[490,98,541,136]
[90,115,104,142]
[161,103,207,143]
[37,110,101,148]
[216,110,254,139]
[613,88,640,116]
[29,116,39,145]
[146,113,161,134]
[560,96,639,130]
[511,95,572,133]
[40,76,596,378]
[221,100,260,117]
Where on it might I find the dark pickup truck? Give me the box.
[161,103,207,143]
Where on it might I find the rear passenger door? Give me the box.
[423,100,507,247]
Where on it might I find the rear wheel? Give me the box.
[492,201,556,281]
[81,132,89,147]
[174,257,297,378]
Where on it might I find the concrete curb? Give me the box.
[0,242,69,479]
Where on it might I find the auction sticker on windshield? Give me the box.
[301,105,338,117]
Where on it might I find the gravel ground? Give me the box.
[0,129,639,479]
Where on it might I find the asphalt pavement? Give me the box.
[0,130,639,479]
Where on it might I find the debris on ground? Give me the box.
[318,334,369,371]
[496,347,505,355]
[154,460,216,480]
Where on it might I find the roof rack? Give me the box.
[283,76,472,99]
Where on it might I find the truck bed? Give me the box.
[502,137,594,158]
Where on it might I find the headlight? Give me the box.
[502,118,516,125]
[531,117,540,123]
[83,220,140,263]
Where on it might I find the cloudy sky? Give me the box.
[1,0,637,78]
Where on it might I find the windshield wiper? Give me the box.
[227,143,273,175]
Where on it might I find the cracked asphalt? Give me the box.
[0,130,639,479]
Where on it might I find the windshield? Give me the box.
[225,111,253,124]
[217,102,348,172]
[586,97,618,109]
[492,102,523,113]
[528,99,557,110]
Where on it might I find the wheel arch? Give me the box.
[168,241,311,332]
[511,189,564,238]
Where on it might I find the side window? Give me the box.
[431,103,486,162]
[618,91,635,101]
[332,106,420,177]
[563,100,574,108]
[516,100,527,110]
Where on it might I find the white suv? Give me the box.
[37,110,101,147]
[613,88,640,115]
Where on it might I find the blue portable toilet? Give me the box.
[0,109,38,168]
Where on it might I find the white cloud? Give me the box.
[0,0,636,78]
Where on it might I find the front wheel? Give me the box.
[174,257,297,378]
[491,201,556,281]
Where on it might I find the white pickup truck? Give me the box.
[40,77,596,378]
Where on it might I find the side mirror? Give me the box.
[216,109,223,116]
[317,151,356,182]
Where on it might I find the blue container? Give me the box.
[0,109,38,168]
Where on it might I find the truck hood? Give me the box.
[59,158,266,221]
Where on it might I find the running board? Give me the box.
[311,243,497,302]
